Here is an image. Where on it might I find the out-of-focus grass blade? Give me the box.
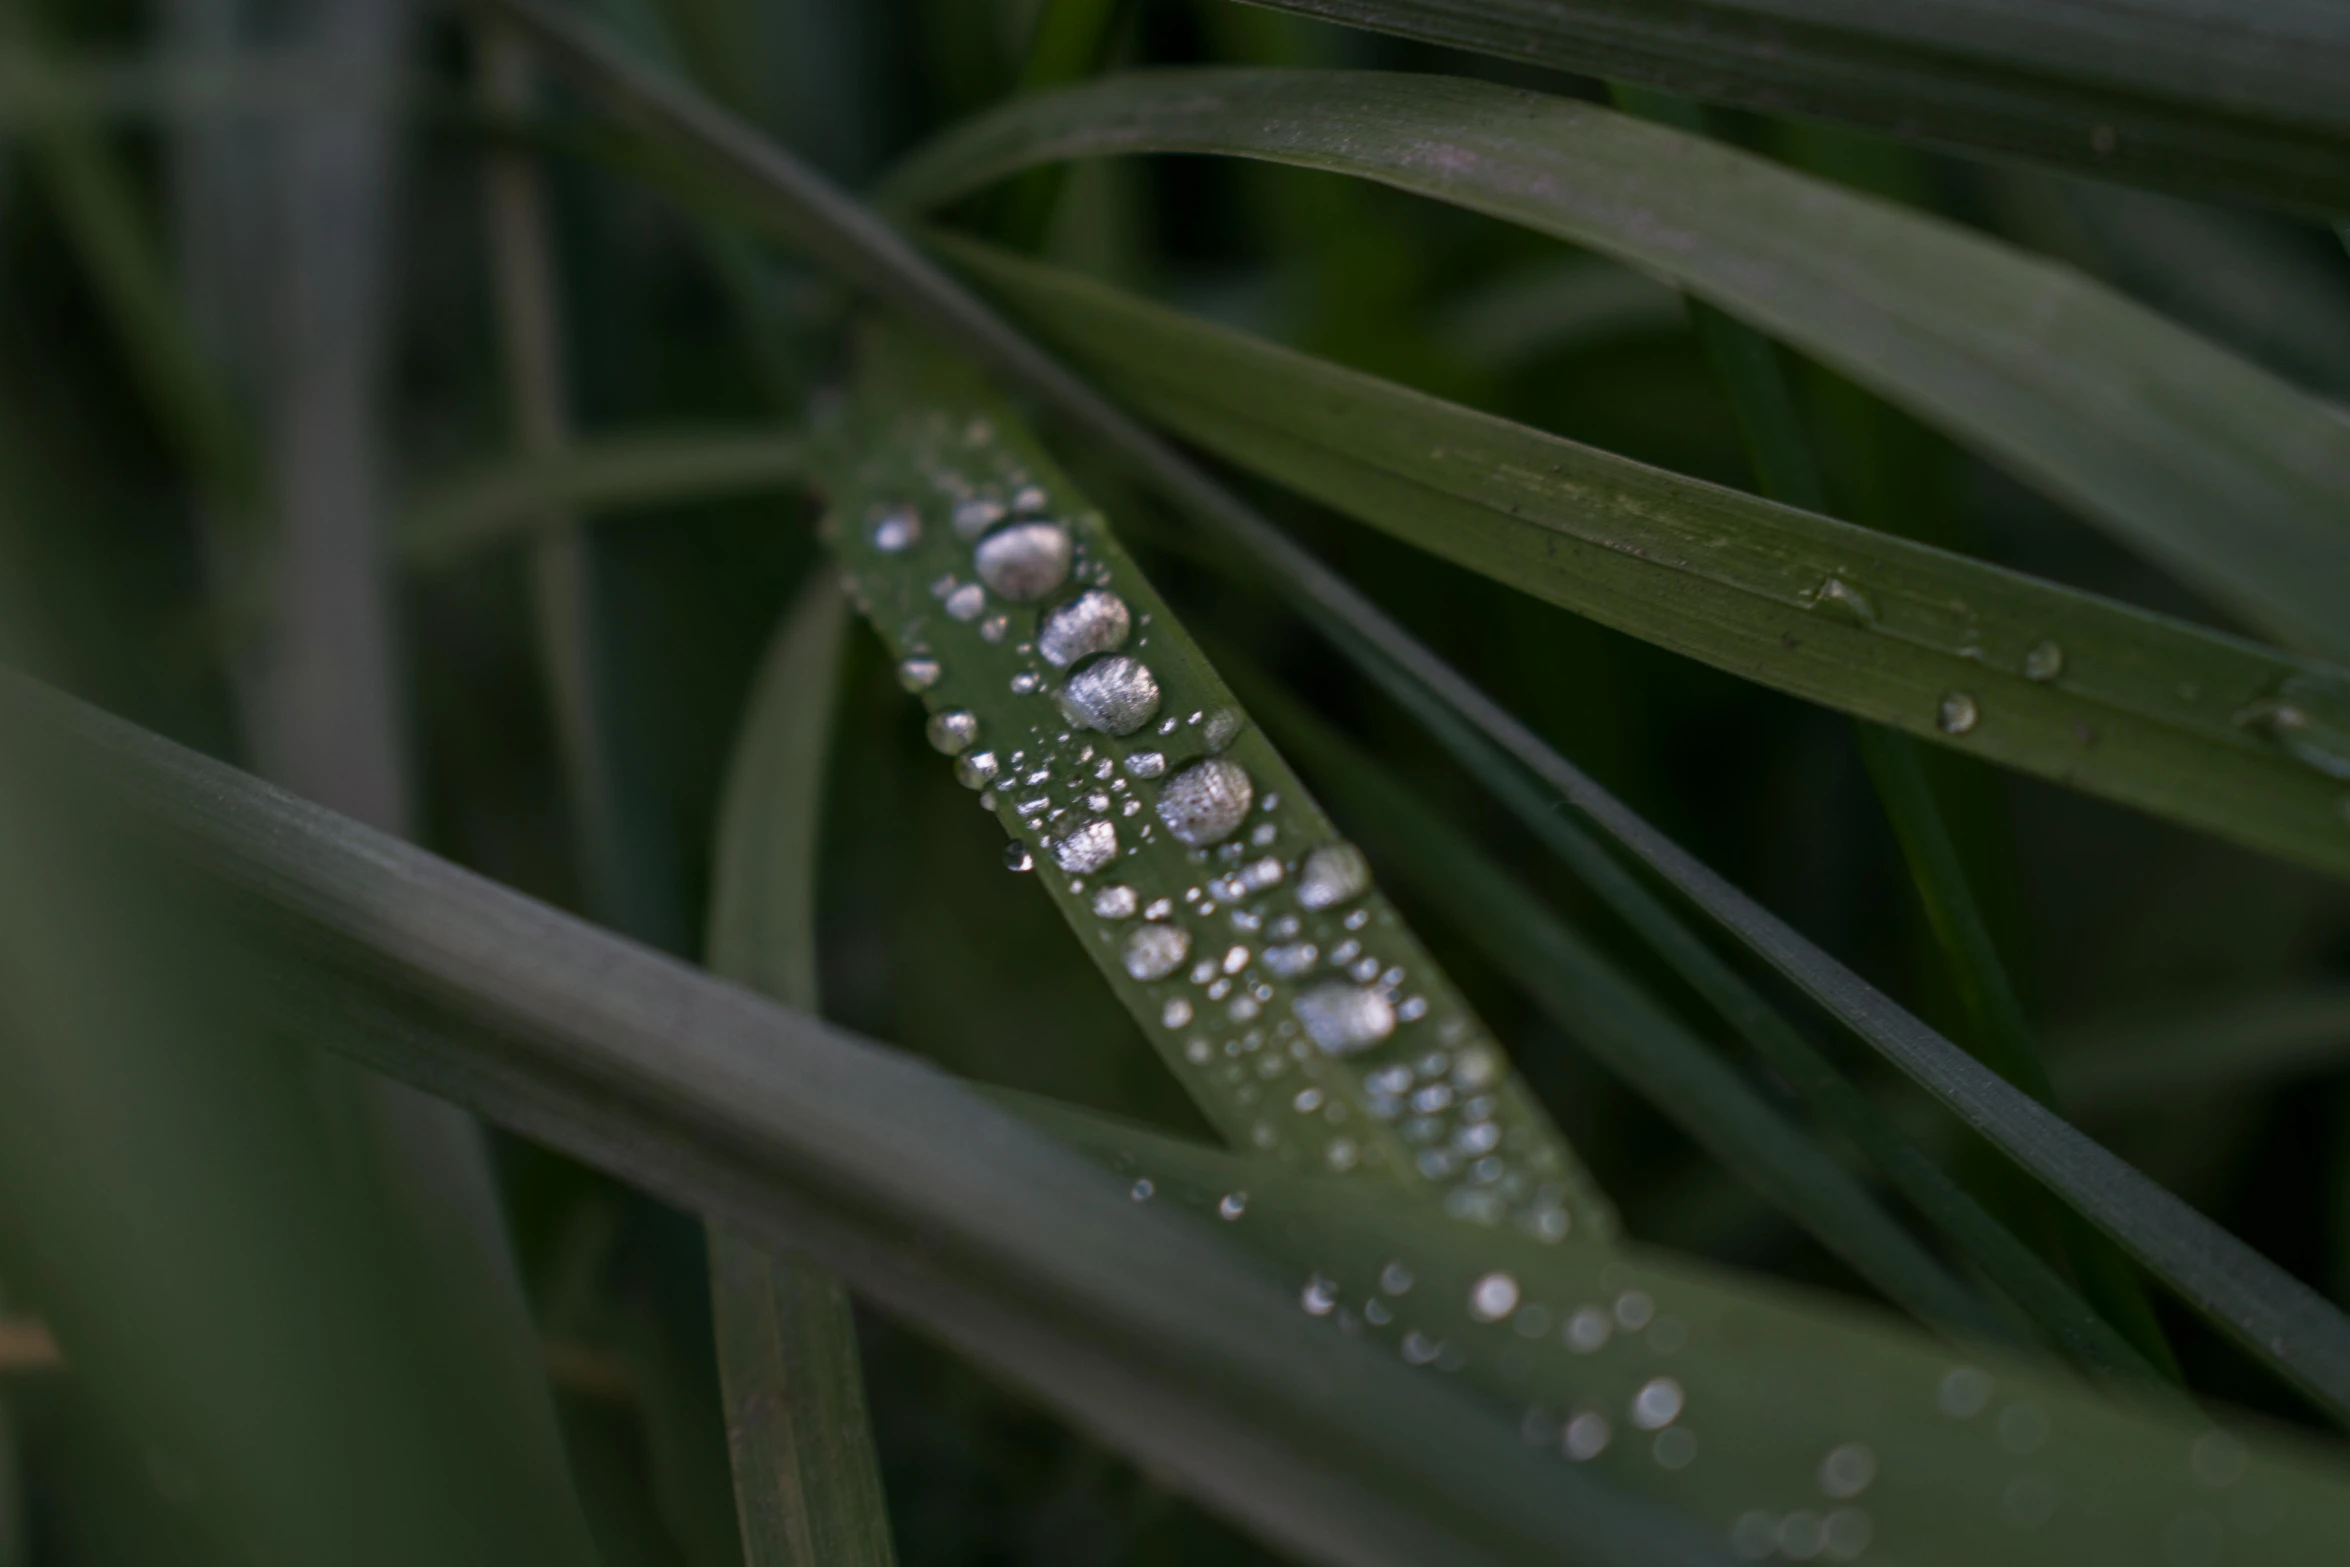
[1436,258,1684,373]
[1226,0,2350,216]
[933,237,2350,884]
[2050,990,2350,1116]
[823,332,1614,1238]
[705,581,897,1567]
[399,431,810,569]
[884,70,2350,668]
[994,0,1135,249]
[0,675,1724,1567]
[478,0,2350,1423]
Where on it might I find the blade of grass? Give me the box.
[934,236,2350,884]
[2050,990,2350,1115]
[1435,257,1685,373]
[993,0,1136,250]
[704,581,897,1567]
[476,0,2350,1419]
[1225,0,2350,216]
[882,69,2350,668]
[0,673,1727,1567]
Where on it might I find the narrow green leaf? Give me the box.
[0,674,1723,1567]
[883,69,2350,667]
[1228,0,2350,215]
[1435,258,1685,372]
[994,0,1136,249]
[931,237,2350,884]
[705,581,897,1567]
[2050,990,2350,1116]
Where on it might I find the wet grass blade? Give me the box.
[0,674,1724,1567]
[883,70,2350,669]
[477,0,2350,1423]
[931,237,2350,884]
[1226,0,2350,216]
[822,331,1614,1237]
[704,581,897,1567]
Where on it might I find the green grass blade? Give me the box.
[823,330,1614,1236]
[1435,258,1685,372]
[2050,990,2350,1116]
[994,0,1136,249]
[0,674,1726,1567]
[477,0,2350,1423]
[705,580,897,1567]
[932,237,2350,884]
[883,70,2350,668]
[1227,0,2350,215]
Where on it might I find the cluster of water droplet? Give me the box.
[827,403,1607,1241]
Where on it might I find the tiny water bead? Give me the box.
[1161,998,1193,1029]
[1563,1411,1611,1461]
[1037,589,1132,668]
[896,654,942,691]
[1293,982,1397,1056]
[1123,750,1167,779]
[1468,1271,1521,1322]
[1157,758,1255,846]
[944,583,986,621]
[2022,639,2066,681]
[954,750,999,789]
[926,709,979,755]
[951,495,1005,539]
[1123,923,1192,982]
[1009,670,1044,695]
[1938,691,1981,735]
[1092,884,1139,920]
[1630,1376,1684,1430]
[1217,1191,1247,1219]
[973,520,1073,601]
[2237,671,2350,781]
[1051,819,1120,875]
[1004,842,1034,872]
[1810,575,1878,627]
[1060,655,1163,736]
[1296,842,1372,910]
[1203,708,1244,751]
[868,505,920,553]
[1301,1276,1339,1316]
[1818,1443,1876,1499]
[1938,1366,1992,1418]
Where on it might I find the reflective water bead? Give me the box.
[951,495,1006,539]
[1810,576,1877,627]
[1614,1291,1655,1330]
[1300,1276,1338,1316]
[926,709,979,755]
[869,505,920,553]
[1129,1178,1154,1202]
[1037,590,1132,669]
[1092,883,1139,920]
[1157,758,1255,846]
[1004,841,1034,872]
[944,583,986,621]
[1161,998,1193,1029]
[2023,639,2065,681]
[1468,1271,1521,1322]
[1653,1429,1696,1470]
[1218,1191,1248,1220]
[1123,923,1192,982]
[1010,670,1044,695]
[1937,1366,1992,1418]
[896,654,942,692]
[973,520,1073,602]
[1203,708,1244,751]
[1124,750,1167,779]
[1292,982,1396,1056]
[1051,819,1119,874]
[955,750,999,790]
[1564,1306,1611,1353]
[1938,690,1981,735]
[1630,1377,1684,1429]
[1143,897,1174,920]
[1060,655,1162,736]
[1297,842,1373,910]
[1563,1411,1611,1461]
[1823,1510,1871,1561]
[978,614,1010,644]
[1819,1443,1876,1499]
[1263,943,1318,977]
[1011,484,1048,514]
[1378,1260,1414,1295]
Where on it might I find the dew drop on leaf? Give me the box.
[1157,758,1254,846]
[1004,841,1033,873]
[897,654,942,691]
[869,505,920,553]
[1937,691,1981,734]
[1296,842,1372,910]
[1123,923,1192,982]
[1038,590,1132,669]
[1050,818,1119,875]
[926,709,979,755]
[973,520,1073,601]
[1060,655,1162,736]
[2022,640,2065,681]
[954,750,998,789]
[1292,982,1396,1056]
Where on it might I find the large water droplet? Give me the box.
[2023,640,2065,682]
[926,709,979,755]
[1938,691,1980,735]
[869,505,920,553]
[1050,819,1119,875]
[1060,655,1162,736]
[973,520,1073,602]
[2238,672,2350,780]
[1293,982,1396,1056]
[1157,758,1254,846]
[1297,843,1372,910]
[1092,884,1139,920]
[1124,923,1192,982]
[897,654,942,691]
[1038,590,1133,669]
[954,750,999,789]
[1810,577,1877,627]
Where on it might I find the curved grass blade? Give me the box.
[883,70,2350,668]
[822,330,1614,1237]
[0,674,1725,1567]
[478,0,2350,1423]
[933,236,2350,884]
[2051,990,2350,1116]
[1435,257,1685,372]
[1228,0,2350,216]
[706,581,896,1567]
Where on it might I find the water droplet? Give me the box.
[952,495,1005,539]
[978,614,1010,644]
[1823,1509,1872,1562]
[926,709,979,755]
[1378,1260,1414,1294]
[973,520,1073,602]
[944,583,986,621]
[1819,1443,1876,1499]
[1810,576,1877,627]
[2023,640,2065,681]
[1631,1377,1684,1430]
[1301,1276,1338,1316]
[1038,590,1132,669]
[1004,841,1033,872]
[1293,982,1396,1056]
[1399,1329,1439,1363]
[955,751,999,789]
[1011,484,1048,514]
[1158,758,1255,846]
[1564,1306,1611,1353]
[1938,1366,1991,1418]
[1614,1290,1655,1330]
[1218,1191,1248,1220]
[1733,1511,1777,1560]
[2237,672,2350,780]
[869,505,920,553]
[1325,1137,1358,1171]
[1203,708,1244,751]
[1142,896,1174,920]
[1129,1178,1154,1202]
[1060,656,1162,736]
[1124,923,1192,982]
[1124,750,1167,779]
[1010,670,1044,695]
[1563,1411,1611,1461]
[1937,691,1980,735]
[1264,943,1318,977]
[897,654,942,691]
[1050,819,1119,874]
[1161,998,1193,1029]
[1468,1271,1521,1322]
[1297,843,1372,910]
[1093,884,1139,919]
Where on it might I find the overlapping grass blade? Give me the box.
[0,675,1721,1567]
[934,237,2350,883]
[482,0,2350,1425]
[1227,0,2350,215]
[2051,991,2350,1117]
[883,70,2350,668]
